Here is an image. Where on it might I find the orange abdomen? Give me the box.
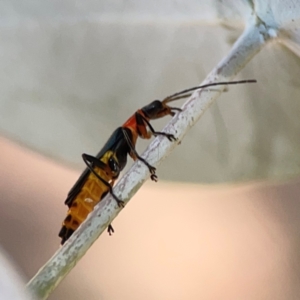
[59,168,114,245]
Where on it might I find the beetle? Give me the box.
[59,79,256,244]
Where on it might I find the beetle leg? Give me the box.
[82,153,124,207]
[140,115,177,141]
[107,224,114,235]
[121,128,158,181]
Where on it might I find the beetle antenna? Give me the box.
[162,79,257,103]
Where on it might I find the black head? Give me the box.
[142,100,165,119]
[141,100,181,120]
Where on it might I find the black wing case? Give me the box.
[64,127,125,207]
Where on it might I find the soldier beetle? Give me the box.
[59,79,256,244]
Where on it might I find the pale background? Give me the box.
[1,137,300,299]
[1,1,300,299]
[1,0,300,183]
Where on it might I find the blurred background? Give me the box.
[1,137,300,299]
[1,1,300,299]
